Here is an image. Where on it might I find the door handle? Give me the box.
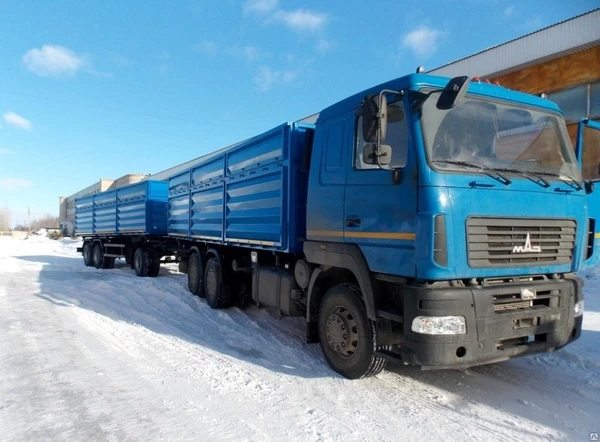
[345,215,361,228]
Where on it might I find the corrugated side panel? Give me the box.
[148,200,169,234]
[93,190,117,234]
[192,157,224,185]
[117,181,148,233]
[75,195,94,234]
[224,126,286,247]
[169,193,190,236]
[168,171,191,236]
[190,184,224,240]
[167,122,314,252]
[225,169,283,246]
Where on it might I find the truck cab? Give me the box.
[304,74,589,377]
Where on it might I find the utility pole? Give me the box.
[28,207,31,234]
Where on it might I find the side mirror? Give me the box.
[437,76,470,110]
[585,180,594,194]
[363,144,392,166]
[362,94,388,142]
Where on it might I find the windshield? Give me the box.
[420,95,582,182]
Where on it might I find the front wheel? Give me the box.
[318,284,387,379]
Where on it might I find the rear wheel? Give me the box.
[148,252,161,277]
[82,242,93,267]
[318,284,387,379]
[134,247,151,277]
[93,244,104,269]
[204,257,232,309]
[187,252,204,297]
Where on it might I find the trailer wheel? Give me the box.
[134,247,152,277]
[204,257,232,309]
[93,244,105,269]
[318,284,387,379]
[104,257,116,269]
[83,242,94,267]
[187,252,204,297]
[148,252,161,277]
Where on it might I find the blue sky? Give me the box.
[0,0,597,224]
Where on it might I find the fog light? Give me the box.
[574,301,584,317]
[411,316,466,335]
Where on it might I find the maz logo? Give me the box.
[512,233,542,253]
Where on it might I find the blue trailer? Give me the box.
[75,73,600,379]
[76,180,170,275]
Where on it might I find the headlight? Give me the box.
[574,301,584,317]
[411,316,466,335]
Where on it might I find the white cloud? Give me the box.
[197,40,218,56]
[504,6,514,17]
[0,148,15,155]
[0,178,33,191]
[244,45,264,62]
[23,45,86,77]
[316,39,335,54]
[401,26,445,58]
[253,66,298,92]
[244,0,278,14]
[272,9,327,32]
[3,112,33,130]
[224,44,266,62]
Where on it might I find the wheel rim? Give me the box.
[135,251,142,271]
[94,247,100,264]
[325,306,359,358]
[206,267,217,296]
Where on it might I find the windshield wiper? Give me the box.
[492,168,551,188]
[431,160,511,185]
[537,171,583,191]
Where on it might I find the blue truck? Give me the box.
[76,73,600,379]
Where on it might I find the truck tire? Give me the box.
[204,257,232,309]
[134,247,151,277]
[187,252,204,297]
[93,244,105,269]
[83,242,93,267]
[318,284,387,379]
[148,252,161,277]
[104,257,116,269]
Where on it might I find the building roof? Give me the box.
[428,8,600,79]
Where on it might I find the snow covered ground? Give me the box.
[1,236,599,441]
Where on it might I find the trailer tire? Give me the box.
[318,284,387,379]
[187,252,204,297]
[104,257,116,269]
[204,257,232,309]
[148,253,161,277]
[93,244,105,269]
[134,247,152,277]
[83,242,94,267]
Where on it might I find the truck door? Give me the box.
[576,119,600,268]
[344,97,418,276]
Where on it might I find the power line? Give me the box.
[1,89,262,130]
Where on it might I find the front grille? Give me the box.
[492,290,556,313]
[467,217,576,268]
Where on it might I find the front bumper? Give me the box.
[397,275,583,369]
